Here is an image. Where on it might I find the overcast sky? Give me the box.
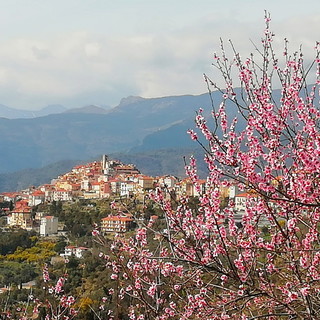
[0,0,319,109]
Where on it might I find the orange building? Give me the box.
[101,216,134,233]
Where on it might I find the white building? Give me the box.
[120,181,136,197]
[160,176,178,188]
[234,193,251,213]
[28,190,45,207]
[40,216,58,236]
[61,246,89,259]
[229,184,242,199]
[52,189,73,202]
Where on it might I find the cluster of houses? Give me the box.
[0,155,254,238]
[2,197,58,237]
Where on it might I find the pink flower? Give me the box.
[221,275,228,282]
[92,229,100,236]
[300,286,310,296]
[42,264,50,282]
[187,129,198,140]
[54,277,65,294]
[147,283,157,298]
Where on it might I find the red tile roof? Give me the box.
[236,192,252,198]
[32,190,45,196]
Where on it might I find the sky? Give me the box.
[0,0,320,110]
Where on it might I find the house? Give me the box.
[61,246,89,259]
[40,216,58,236]
[114,164,140,175]
[7,201,33,230]
[91,181,101,194]
[193,179,206,197]
[234,192,260,213]
[29,190,45,206]
[1,192,22,202]
[101,182,112,198]
[101,215,134,233]
[39,184,55,202]
[7,211,33,230]
[138,176,155,190]
[234,192,251,213]
[81,178,91,191]
[109,179,121,195]
[82,191,100,199]
[55,180,73,191]
[179,178,194,197]
[52,189,73,202]
[159,175,178,189]
[120,181,136,197]
[34,211,46,221]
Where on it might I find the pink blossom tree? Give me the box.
[106,13,320,320]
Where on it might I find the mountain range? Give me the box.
[0,92,219,173]
[0,104,111,119]
[0,104,67,119]
[0,90,249,191]
[0,148,210,192]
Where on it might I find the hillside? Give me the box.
[0,160,83,192]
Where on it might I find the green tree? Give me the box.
[0,262,37,288]
[0,229,36,255]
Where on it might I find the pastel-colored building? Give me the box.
[138,176,155,190]
[101,215,134,233]
[7,201,33,230]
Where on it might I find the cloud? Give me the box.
[0,30,211,108]
[0,10,319,109]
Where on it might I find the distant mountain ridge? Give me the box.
[0,103,112,119]
[0,92,214,173]
[0,87,271,175]
[0,87,309,190]
[0,104,67,119]
[63,105,109,114]
[0,160,83,192]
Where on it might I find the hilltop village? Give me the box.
[0,154,275,309]
[0,155,249,239]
